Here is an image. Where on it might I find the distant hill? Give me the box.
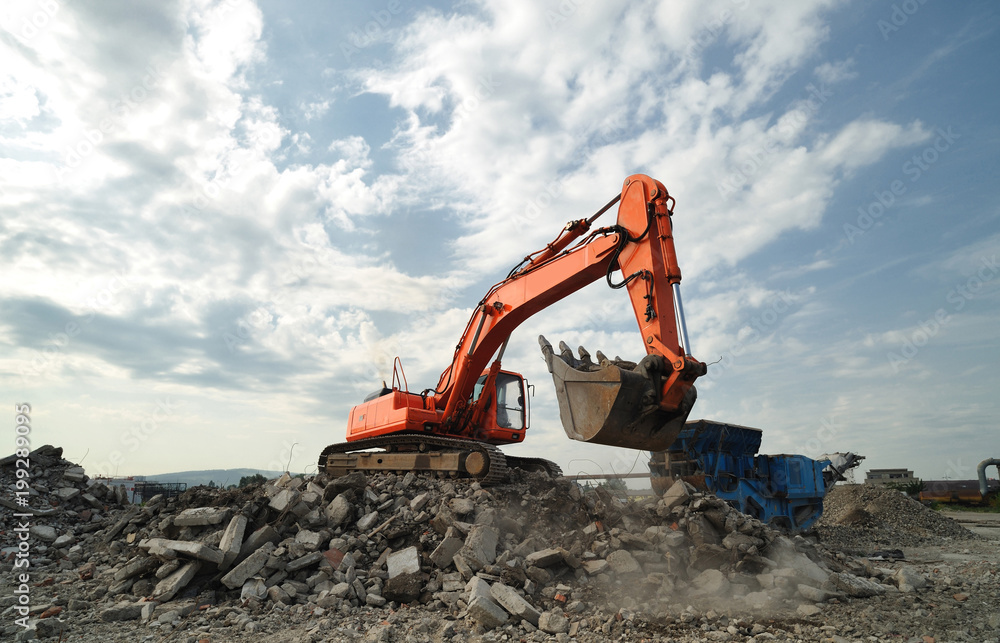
[144,468,290,489]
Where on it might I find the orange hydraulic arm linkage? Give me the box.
[432,174,706,436]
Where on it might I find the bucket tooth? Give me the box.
[539,335,696,452]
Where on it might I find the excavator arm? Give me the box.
[429,174,706,449]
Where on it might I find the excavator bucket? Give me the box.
[539,336,697,452]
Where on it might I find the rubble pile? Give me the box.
[1,447,997,642]
[0,446,130,555]
[816,484,976,552]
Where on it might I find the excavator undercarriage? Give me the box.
[318,433,562,484]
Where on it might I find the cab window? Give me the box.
[494,372,524,430]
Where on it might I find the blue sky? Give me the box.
[2,0,998,485]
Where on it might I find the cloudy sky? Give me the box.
[2,0,998,486]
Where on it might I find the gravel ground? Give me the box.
[2,455,998,642]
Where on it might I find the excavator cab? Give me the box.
[472,370,528,444]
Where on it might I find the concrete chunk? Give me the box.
[410,492,431,512]
[29,525,57,543]
[152,561,201,602]
[387,546,421,578]
[99,602,145,622]
[174,507,231,527]
[691,569,729,597]
[490,582,540,625]
[468,595,509,629]
[893,566,927,593]
[55,487,81,501]
[659,480,691,511]
[63,466,87,482]
[458,525,498,571]
[383,571,423,603]
[525,548,562,568]
[114,556,159,582]
[287,551,324,571]
[605,550,640,575]
[139,539,224,565]
[356,510,379,531]
[268,488,302,513]
[538,611,570,634]
[430,537,464,569]
[237,525,280,561]
[218,514,248,570]
[826,572,886,598]
[222,542,276,589]
[324,494,352,526]
[466,576,492,602]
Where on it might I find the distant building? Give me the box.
[865,468,915,487]
[92,475,146,503]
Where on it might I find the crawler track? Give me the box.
[318,433,562,485]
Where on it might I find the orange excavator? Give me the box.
[319,174,707,483]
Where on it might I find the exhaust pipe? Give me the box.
[978,458,1000,497]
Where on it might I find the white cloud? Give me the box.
[814,58,858,84]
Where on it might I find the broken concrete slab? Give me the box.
[525,548,563,568]
[139,538,223,565]
[268,488,302,513]
[55,487,81,501]
[581,559,608,575]
[384,571,423,603]
[324,494,352,526]
[174,506,231,527]
[29,525,57,543]
[218,514,248,570]
[538,610,570,634]
[387,546,421,578]
[605,550,641,575]
[62,466,87,482]
[826,572,886,598]
[691,568,729,597]
[893,566,927,593]
[113,556,160,582]
[237,525,280,562]
[659,480,692,512]
[99,601,146,622]
[152,561,201,602]
[288,551,324,572]
[466,576,492,602]
[491,582,540,626]
[468,595,509,629]
[458,524,498,571]
[430,537,463,569]
[222,542,276,589]
[356,510,379,531]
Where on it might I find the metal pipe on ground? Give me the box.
[978,458,1000,497]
